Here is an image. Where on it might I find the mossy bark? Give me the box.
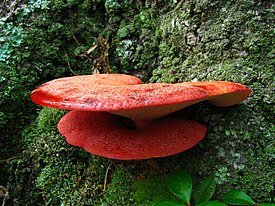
[2,0,274,205]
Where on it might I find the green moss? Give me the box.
[103,164,135,205]
[146,1,274,202]
[133,176,177,206]
[105,1,178,81]
[198,106,274,201]
[151,1,274,84]
[3,0,274,205]
[0,0,107,149]
[36,108,67,131]
[6,108,111,205]
[1,0,109,202]
[36,157,111,205]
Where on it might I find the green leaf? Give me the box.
[222,190,255,205]
[198,201,228,206]
[259,204,275,206]
[167,170,192,205]
[194,177,216,205]
[155,200,182,206]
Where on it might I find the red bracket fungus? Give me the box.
[58,110,207,160]
[188,81,252,107]
[30,74,251,160]
[31,74,208,119]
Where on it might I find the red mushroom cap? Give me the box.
[188,81,252,106]
[31,74,208,119]
[57,110,207,160]
[31,74,251,119]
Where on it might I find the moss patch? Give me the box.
[133,176,177,206]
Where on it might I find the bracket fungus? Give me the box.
[31,74,209,119]
[188,81,252,107]
[30,74,251,160]
[57,111,207,160]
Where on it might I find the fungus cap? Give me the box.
[57,110,207,160]
[189,81,252,106]
[31,74,208,119]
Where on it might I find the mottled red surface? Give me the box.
[57,111,207,160]
[31,74,208,112]
[188,81,252,106]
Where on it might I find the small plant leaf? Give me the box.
[194,176,216,205]
[155,200,182,206]
[222,190,255,205]
[167,170,192,205]
[259,204,275,206]
[197,200,228,206]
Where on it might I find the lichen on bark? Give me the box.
[3,0,274,205]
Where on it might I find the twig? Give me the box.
[86,44,97,55]
[64,52,77,75]
[0,185,8,206]
[72,32,80,46]
[0,156,19,163]
[174,0,184,12]
[103,163,112,192]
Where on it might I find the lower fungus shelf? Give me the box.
[57,110,207,160]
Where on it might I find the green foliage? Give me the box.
[167,170,192,205]
[198,201,227,206]
[194,177,216,205]
[260,204,275,206]
[157,170,210,206]
[222,190,255,205]
[157,170,274,206]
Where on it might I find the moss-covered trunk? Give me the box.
[1,0,274,205]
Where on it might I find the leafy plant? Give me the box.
[194,176,216,205]
[156,170,274,206]
[167,170,192,205]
